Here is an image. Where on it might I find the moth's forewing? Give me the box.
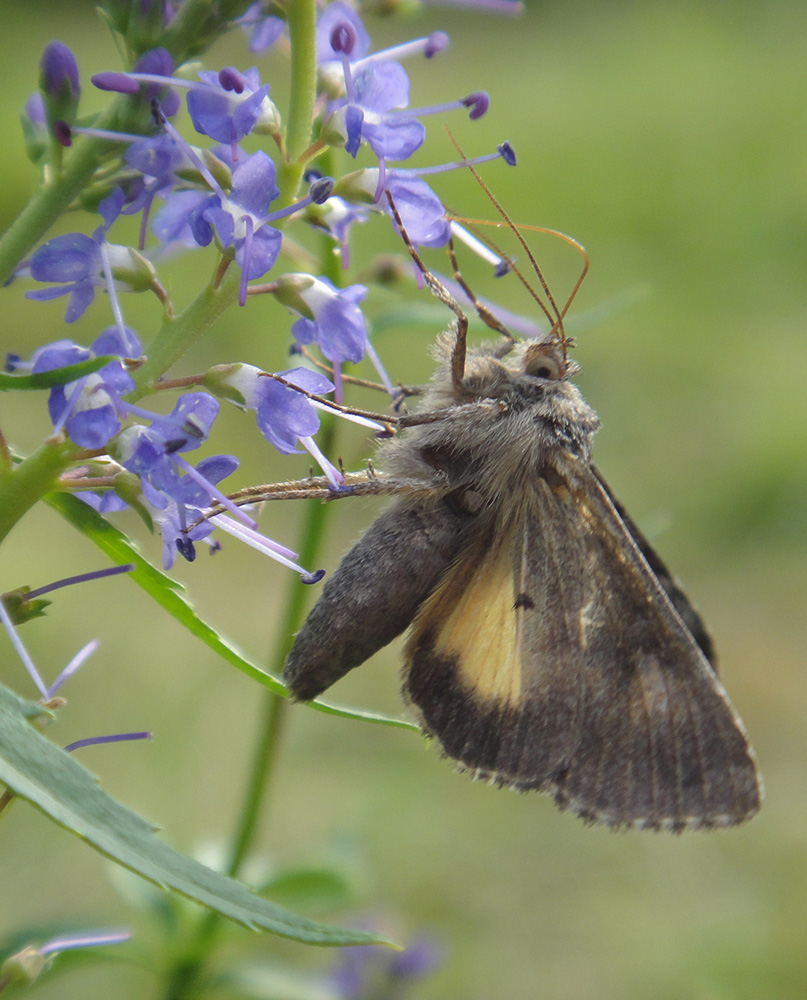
[404,511,586,787]
[590,465,716,668]
[404,459,761,830]
[283,496,473,701]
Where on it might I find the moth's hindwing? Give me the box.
[404,460,761,831]
[284,496,474,701]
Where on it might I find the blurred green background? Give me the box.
[1,1,806,997]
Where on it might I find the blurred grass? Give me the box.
[1,1,806,998]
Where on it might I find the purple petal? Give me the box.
[235,224,281,280]
[26,285,73,303]
[231,150,279,214]
[66,405,120,449]
[248,15,285,53]
[203,205,235,247]
[386,172,450,247]
[291,316,317,346]
[153,190,211,245]
[92,325,142,357]
[77,490,129,513]
[195,454,239,485]
[231,86,270,137]
[279,366,335,396]
[64,282,97,323]
[317,297,367,363]
[354,61,410,113]
[30,234,97,282]
[363,116,425,160]
[98,188,125,228]
[31,341,89,373]
[125,135,184,177]
[134,47,174,77]
[255,380,321,453]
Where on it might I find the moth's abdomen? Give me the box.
[283,497,474,701]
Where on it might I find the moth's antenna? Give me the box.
[453,216,589,329]
[384,190,469,392]
[446,130,588,358]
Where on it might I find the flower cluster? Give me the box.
[11,0,516,578]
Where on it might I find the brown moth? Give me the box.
[282,212,761,832]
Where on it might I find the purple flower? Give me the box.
[187,67,278,158]
[26,189,126,321]
[111,393,239,566]
[320,8,423,162]
[286,276,369,368]
[16,326,141,449]
[91,64,279,160]
[117,392,221,494]
[252,367,334,455]
[151,189,213,248]
[140,454,237,567]
[212,363,348,487]
[40,42,80,100]
[339,61,425,161]
[150,494,218,567]
[339,168,450,248]
[190,150,282,299]
[382,171,451,246]
[237,2,287,53]
[183,154,331,306]
[317,5,471,167]
[123,135,193,243]
[304,172,370,267]
[339,141,516,249]
[24,92,46,128]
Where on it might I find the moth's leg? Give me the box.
[445,235,516,358]
[295,345,422,410]
[384,192,469,392]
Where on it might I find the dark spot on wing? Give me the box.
[514,592,535,610]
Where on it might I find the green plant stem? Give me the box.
[283,0,318,187]
[129,268,242,398]
[161,418,337,1000]
[0,439,74,545]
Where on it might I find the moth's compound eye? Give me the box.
[524,346,564,381]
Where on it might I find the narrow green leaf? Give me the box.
[44,492,417,731]
[0,356,118,391]
[0,683,389,947]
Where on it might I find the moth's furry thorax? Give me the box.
[381,334,601,502]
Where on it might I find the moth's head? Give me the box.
[452,334,582,409]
